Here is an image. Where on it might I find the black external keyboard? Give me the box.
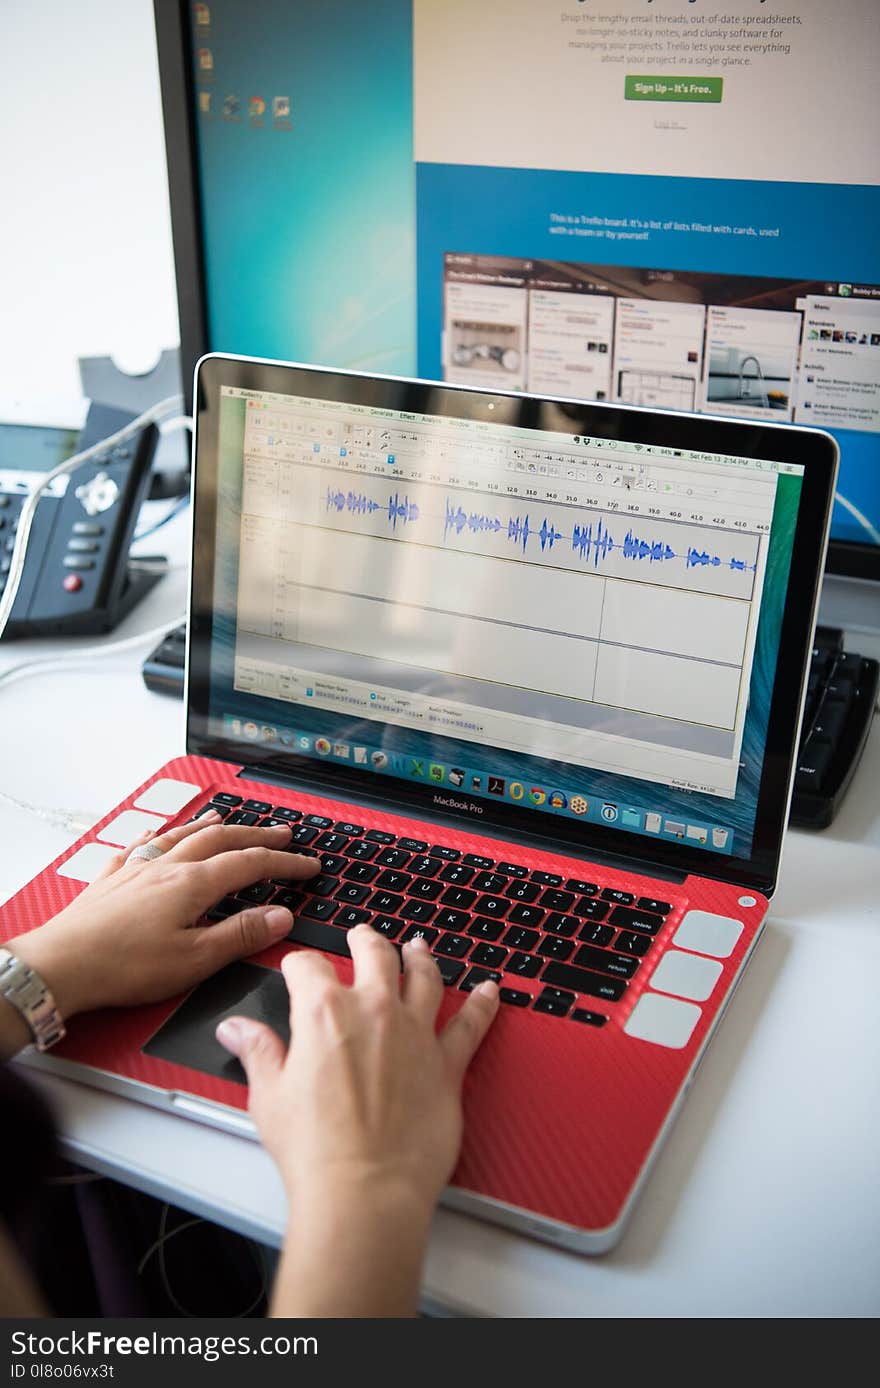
[192,793,682,1026]
[790,626,879,830]
[142,622,187,696]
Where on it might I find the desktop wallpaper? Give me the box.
[189,0,878,554]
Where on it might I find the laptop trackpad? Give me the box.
[142,962,290,1086]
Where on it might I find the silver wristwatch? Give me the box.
[0,947,66,1051]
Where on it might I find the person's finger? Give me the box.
[161,821,293,862]
[192,845,320,906]
[280,945,344,1034]
[347,921,400,996]
[439,981,500,1080]
[193,903,293,972]
[400,935,444,1020]
[215,1016,286,1097]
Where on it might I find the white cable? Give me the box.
[834,490,880,547]
[0,616,186,689]
[0,786,97,835]
[0,394,184,642]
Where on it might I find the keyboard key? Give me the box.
[319,853,348,876]
[193,803,232,820]
[434,908,471,933]
[475,895,508,918]
[365,829,396,844]
[376,847,412,869]
[601,888,634,906]
[533,988,574,1018]
[500,987,531,1007]
[399,900,437,923]
[236,882,275,904]
[335,821,364,836]
[242,799,272,814]
[507,904,545,928]
[399,924,439,947]
[436,933,472,959]
[614,930,653,957]
[301,898,339,922]
[470,943,508,969]
[608,905,664,935]
[573,943,637,978]
[335,907,372,928]
[530,870,563,887]
[225,810,260,826]
[439,862,475,886]
[341,861,379,884]
[288,916,350,955]
[544,912,580,938]
[308,874,339,898]
[430,845,461,861]
[637,897,672,916]
[371,916,403,939]
[460,968,501,992]
[315,831,350,853]
[795,740,834,792]
[505,880,540,903]
[566,879,598,896]
[502,925,539,951]
[368,890,404,914]
[472,871,507,893]
[303,814,334,828]
[538,889,575,912]
[497,861,528,878]
[435,956,466,986]
[271,806,302,821]
[346,839,380,861]
[578,922,614,947]
[541,961,627,1002]
[273,889,304,911]
[260,817,291,828]
[398,837,428,853]
[440,887,476,910]
[375,869,413,892]
[507,951,542,978]
[468,917,504,942]
[463,853,494,870]
[407,877,443,901]
[538,935,574,961]
[289,824,319,846]
[212,792,243,806]
[574,898,610,921]
[335,882,372,906]
[571,1008,608,1027]
[206,895,239,919]
[409,855,443,877]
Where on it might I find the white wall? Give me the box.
[0,0,180,404]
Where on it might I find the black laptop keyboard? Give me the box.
[194,793,681,1026]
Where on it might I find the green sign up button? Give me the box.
[625,75,723,103]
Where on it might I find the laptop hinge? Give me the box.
[237,763,688,885]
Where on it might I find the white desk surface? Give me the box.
[2,516,878,1318]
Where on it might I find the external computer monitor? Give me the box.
[154,0,879,595]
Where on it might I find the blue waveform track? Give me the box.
[325,488,419,528]
[443,501,564,552]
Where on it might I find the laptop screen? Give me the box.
[195,370,810,868]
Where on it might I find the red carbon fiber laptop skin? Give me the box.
[0,754,767,1252]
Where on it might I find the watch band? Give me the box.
[0,947,66,1051]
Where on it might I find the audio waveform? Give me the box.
[325,488,420,528]
[444,501,755,572]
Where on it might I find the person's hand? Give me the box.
[8,812,320,1022]
[216,922,500,1316]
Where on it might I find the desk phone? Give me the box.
[0,402,160,638]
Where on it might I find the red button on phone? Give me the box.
[62,574,83,592]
